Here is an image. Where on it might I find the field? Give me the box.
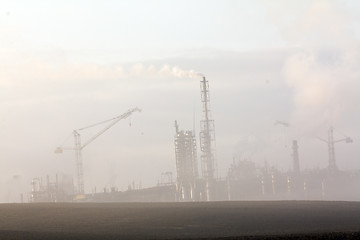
[0,201,360,239]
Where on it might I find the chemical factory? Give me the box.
[29,76,360,203]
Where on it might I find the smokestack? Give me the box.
[291,140,300,174]
[174,120,179,134]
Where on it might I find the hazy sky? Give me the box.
[1,0,360,202]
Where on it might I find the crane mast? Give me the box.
[56,107,141,195]
[318,126,353,172]
[73,130,84,194]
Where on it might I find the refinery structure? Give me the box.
[29,75,360,203]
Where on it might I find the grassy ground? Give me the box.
[0,201,359,239]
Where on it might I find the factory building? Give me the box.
[28,75,360,203]
[30,174,74,203]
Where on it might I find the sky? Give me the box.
[1,0,360,202]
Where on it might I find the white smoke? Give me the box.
[274,1,360,135]
[158,65,200,79]
[283,49,360,134]
[0,61,201,88]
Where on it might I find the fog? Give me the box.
[1,1,360,202]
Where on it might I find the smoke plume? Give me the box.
[274,1,360,135]
[0,61,200,88]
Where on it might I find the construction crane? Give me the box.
[318,126,353,171]
[55,107,141,195]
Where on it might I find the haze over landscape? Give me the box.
[1,0,360,203]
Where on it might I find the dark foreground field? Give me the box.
[0,201,360,239]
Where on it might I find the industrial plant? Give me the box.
[29,76,360,203]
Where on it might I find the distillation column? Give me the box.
[292,140,300,174]
[174,121,198,201]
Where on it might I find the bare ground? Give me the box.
[0,201,359,239]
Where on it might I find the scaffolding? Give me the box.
[30,174,74,202]
[174,121,198,201]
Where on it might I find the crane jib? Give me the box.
[54,107,141,195]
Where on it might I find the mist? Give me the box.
[1,0,360,203]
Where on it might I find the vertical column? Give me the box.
[199,76,217,201]
[328,126,337,171]
[73,130,84,194]
[292,140,300,174]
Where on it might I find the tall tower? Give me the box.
[174,121,198,201]
[291,140,300,174]
[328,126,337,171]
[199,76,217,201]
[318,126,353,172]
[73,130,84,194]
